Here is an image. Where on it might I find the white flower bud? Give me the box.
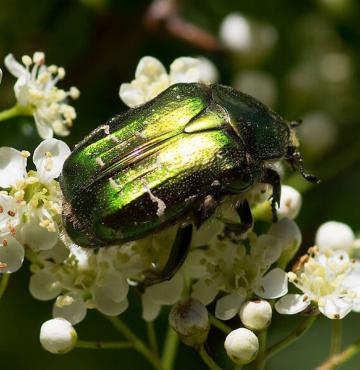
[315,221,355,252]
[40,318,77,354]
[276,186,302,219]
[224,328,259,365]
[239,300,272,331]
[169,298,209,349]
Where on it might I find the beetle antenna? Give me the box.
[290,119,302,127]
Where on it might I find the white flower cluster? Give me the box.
[276,221,360,319]
[4,52,80,138]
[0,138,70,273]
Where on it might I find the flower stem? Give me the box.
[199,346,223,370]
[0,104,31,122]
[330,320,342,356]
[315,336,360,370]
[105,315,164,370]
[209,314,231,334]
[147,321,159,357]
[0,273,10,301]
[161,326,179,370]
[251,330,267,370]
[76,340,132,350]
[265,315,317,359]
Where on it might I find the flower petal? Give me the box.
[119,83,146,108]
[169,57,202,84]
[142,292,161,321]
[0,237,24,273]
[275,294,310,315]
[4,54,27,78]
[191,278,219,305]
[95,270,129,303]
[215,292,246,320]
[0,147,27,188]
[93,292,128,316]
[20,218,58,251]
[34,112,53,139]
[33,138,71,183]
[255,268,288,299]
[145,272,183,305]
[53,294,87,325]
[318,296,353,319]
[29,270,62,300]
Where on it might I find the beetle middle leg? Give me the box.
[261,168,281,222]
[143,223,193,286]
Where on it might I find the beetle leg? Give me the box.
[261,168,281,222]
[223,199,253,237]
[143,223,193,286]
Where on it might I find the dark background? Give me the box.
[0,0,360,369]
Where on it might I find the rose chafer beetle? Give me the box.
[60,83,317,283]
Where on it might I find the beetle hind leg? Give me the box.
[143,223,193,286]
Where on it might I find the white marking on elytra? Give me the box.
[109,177,120,189]
[109,134,120,143]
[96,157,105,167]
[103,125,110,135]
[142,180,166,217]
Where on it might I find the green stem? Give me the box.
[266,315,317,359]
[209,314,231,334]
[330,320,342,356]
[0,273,10,301]
[0,104,31,122]
[161,326,179,370]
[105,316,164,370]
[76,340,132,350]
[315,337,360,370]
[199,346,223,370]
[147,320,159,356]
[251,330,267,370]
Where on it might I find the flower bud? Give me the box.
[40,318,77,354]
[239,300,272,331]
[315,221,355,252]
[224,328,259,365]
[169,298,209,349]
[276,186,302,219]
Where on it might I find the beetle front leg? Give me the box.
[223,199,253,237]
[261,168,281,222]
[143,223,193,286]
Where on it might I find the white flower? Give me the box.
[275,247,360,319]
[224,328,259,365]
[40,318,77,354]
[315,221,355,252]
[187,226,288,320]
[5,52,79,139]
[0,68,2,84]
[0,139,69,272]
[119,56,218,107]
[239,299,272,331]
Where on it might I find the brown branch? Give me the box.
[145,0,221,52]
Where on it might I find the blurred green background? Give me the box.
[0,0,360,369]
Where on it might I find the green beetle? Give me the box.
[60,83,317,282]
